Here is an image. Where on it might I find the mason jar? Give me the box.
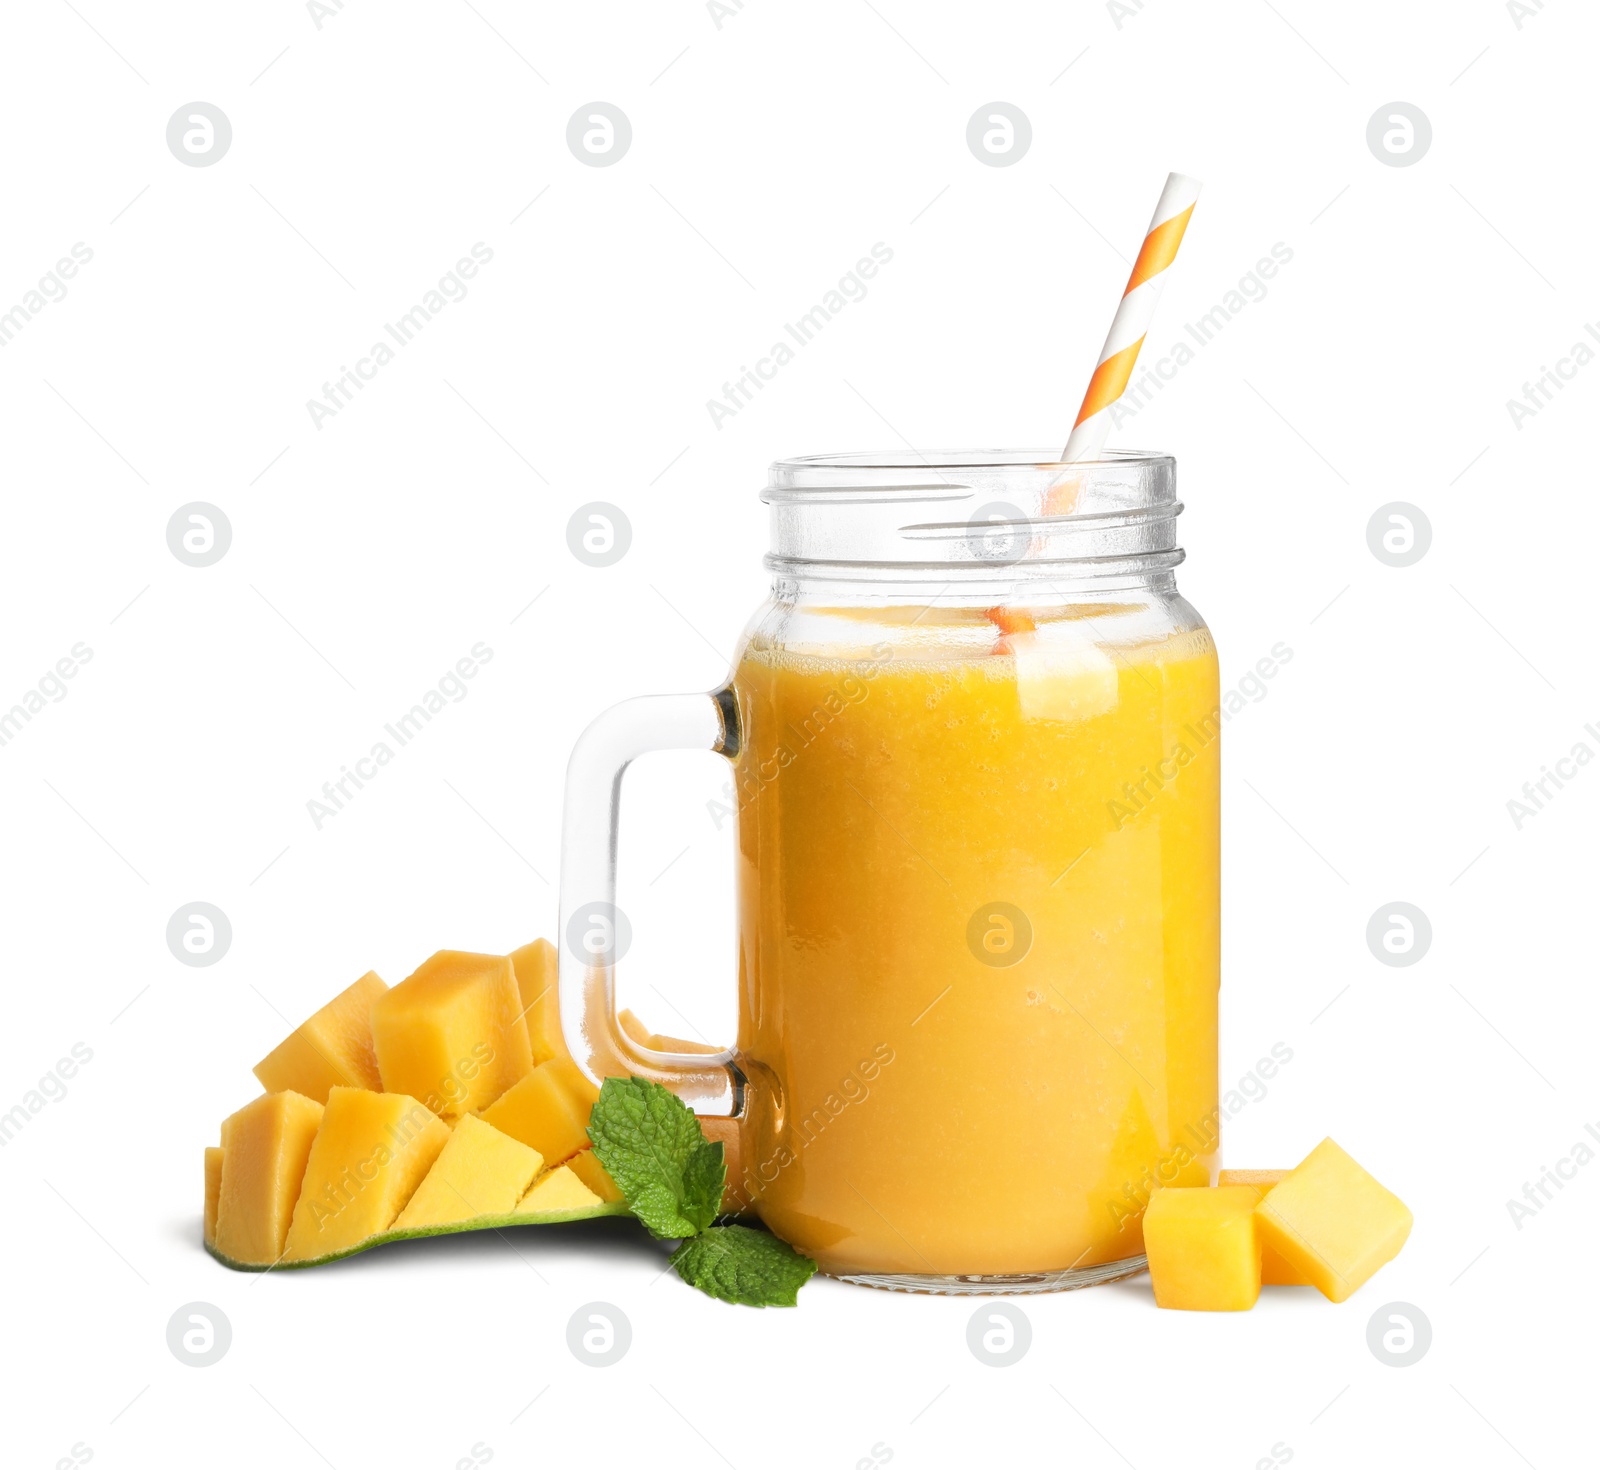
[559,450,1220,1293]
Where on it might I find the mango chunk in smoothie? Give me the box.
[1253,1139,1412,1303]
[1217,1169,1308,1286]
[283,1087,450,1260]
[1143,1186,1261,1311]
[478,1056,598,1165]
[372,951,533,1116]
[392,1115,543,1229]
[253,971,388,1103]
[213,1091,325,1266]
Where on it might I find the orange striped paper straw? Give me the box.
[1054,172,1201,494]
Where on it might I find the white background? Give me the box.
[2,0,1594,1465]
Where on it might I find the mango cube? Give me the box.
[478,1056,598,1165]
[1253,1138,1412,1303]
[565,1146,624,1204]
[283,1087,450,1261]
[253,971,388,1103]
[1144,1186,1261,1311]
[203,1146,224,1249]
[214,1091,325,1267]
[1218,1170,1307,1286]
[392,1116,544,1230]
[372,950,534,1117]
[510,940,565,1065]
[516,1164,602,1214]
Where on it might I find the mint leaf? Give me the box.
[679,1134,728,1235]
[670,1225,818,1307]
[587,1076,725,1240]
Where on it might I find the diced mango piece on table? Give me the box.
[1144,1185,1262,1311]
[511,939,566,1065]
[203,1146,224,1249]
[1253,1138,1412,1303]
[516,1164,601,1214]
[372,951,533,1117]
[479,1056,599,1166]
[283,1087,450,1260]
[214,1091,325,1266]
[393,1116,544,1230]
[565,1146,624,1203]
[1218,1169,1307,1286]
[253,971,388,1103]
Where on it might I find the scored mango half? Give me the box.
[207,941,638,1270]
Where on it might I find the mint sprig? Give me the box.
[670,1225,818,1307]
[587,1075,725,1239]
[587,1076,816,1307]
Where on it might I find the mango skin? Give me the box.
[1144,1185,1262,1311]
[1253,1138,1412,1303]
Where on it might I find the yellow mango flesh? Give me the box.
[1254,1138,1412,1303]
[510,940,565,1065]
[253,971,388,1103]
[516,1164,601,1214]
[283,1087,450,1261]
[478,1056,598,1166]
[617,1008,652,1047]
[618,1006,719,1055]
[214,1091,325,1267]
[393,1115,544,1229]
[203,1146,224,1248]
[372,950,533,1117]
[565,1146,624,1204]
[1144,1186,1262,1311]
[1217,1169,1306,1285]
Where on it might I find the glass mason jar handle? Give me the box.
[557,690,742,1116]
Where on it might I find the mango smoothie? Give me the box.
[729,606,1220,1279]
